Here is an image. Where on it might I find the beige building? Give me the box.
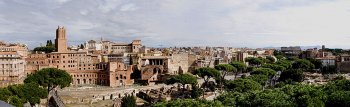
[0,42,28,58]
[138,52,189,85]
[85,39,143,54]
[0,52,26,87]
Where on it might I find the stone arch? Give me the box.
[48,96,56,107]
[83,79,86,84]
[77,79,80,84]
[153,67,162,74]
[178,66,183,74]
[153,68,157,74]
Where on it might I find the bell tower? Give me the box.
[55,26,67,52]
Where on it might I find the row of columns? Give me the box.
[75,79,107,85]
[149,59,164,65]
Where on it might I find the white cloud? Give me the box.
[79,10,89,15]
[120,3,137,11]
[55,0,71,4]
[0,0,350,48]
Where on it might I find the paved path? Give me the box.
[205,92,220,101]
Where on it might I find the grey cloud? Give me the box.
[0,0,349,49]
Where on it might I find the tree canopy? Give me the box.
[250,68,276,77]
[245,57,264,66]
[279,69,305,82]
[33,46,56,53]
[276,60,292,69]
[165,73,197,86]
[261,64,286,71]
[194,67,220,82]
[266,56,276,63]
[24,68,72,91]
[224,78,262,92]
[214,64,237,77]
[229,61,247,73]
[307,58,323,69]
[245,74,269,86]
[153,99,223,107]
[0,83,47,106]
[121,95,136,107]
[292,59,315,70]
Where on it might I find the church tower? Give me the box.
[55,26,67,52]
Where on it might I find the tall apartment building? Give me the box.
[0,52,26,87]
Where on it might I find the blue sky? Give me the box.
[1,0,350,49]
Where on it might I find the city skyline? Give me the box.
[1,0,350,48]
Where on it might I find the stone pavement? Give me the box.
[57,84,171,107]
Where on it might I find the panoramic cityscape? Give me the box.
[1,0,350,107]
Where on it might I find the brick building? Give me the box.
[26,26,134,87]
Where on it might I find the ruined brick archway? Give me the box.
[141,65,165,83]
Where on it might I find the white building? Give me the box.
[0,52,26,87]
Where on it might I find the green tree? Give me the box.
[245,74,269,86]
[194,67,220,91]
[261,64,286,71]
[215,64,237,90]
[225,79,262,92]
[326,91,350,107]
[276,60,292,69]
[46,40,53,47]
[251,68,276,77]
[307,58,322,69]
[8,96,23,107]
[230,61,247,73]
[251,89,295,107]
[321,65,337,74]
[275,55,286,61]
[0,88,12,102]
[33,46,56,53]
[24,68,72,92]
[0,83,47,106]
[215,92,248,106]
[80,44,84,49]
[245,57,263,67]
[46,40,50,47]
[121,95,136,107]
[152,99,223,107]
[165,74,197,86]
[165,73,197,95]
[323,79,350,94]
[266,56,275,63]
[279,69,304,82]
[22,83,48,105]
[191,85,203,99]
[292,59,315,70]
[281,84,325,107]
[215,64,237,79]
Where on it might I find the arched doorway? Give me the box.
[77,79,80,84]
